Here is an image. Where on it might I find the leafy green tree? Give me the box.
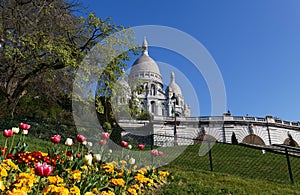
[0,0,136,119]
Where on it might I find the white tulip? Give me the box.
[129,157,135,165]
[83,154,93,166]
[22,130,28,135]
[65,138,74,146]
[87,142,93,147]
[12,127,19,134]
[93,154,101,162]
[128,144,132,149]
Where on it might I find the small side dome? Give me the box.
[118,76,131,93]
[166,72,182,96]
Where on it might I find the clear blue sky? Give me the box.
[79,0,300,122]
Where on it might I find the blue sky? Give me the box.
[80,0,300,121]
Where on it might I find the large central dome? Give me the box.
[129,38,162,84]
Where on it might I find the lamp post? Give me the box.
[171,93,178,146]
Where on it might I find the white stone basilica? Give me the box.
[118,38,190,118]
[117,38,300,147]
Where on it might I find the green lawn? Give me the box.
[1,134,300,194]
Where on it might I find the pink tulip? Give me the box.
[138,144,145,150]
[34,162,54,177]
[19,123,30,130]
[50,135,61,144]
[99,139,107,145]
[151,149,159,156]
[120,141,128,147]
[76,134,87,143]
[3,129,13,137]
[76,153,81,158]
[158,151,164,156]
[100,132,110,139]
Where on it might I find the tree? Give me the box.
[0,0,136,118]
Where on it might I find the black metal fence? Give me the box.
[153,134,300,184]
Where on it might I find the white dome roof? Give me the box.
[166,72,182,96]
[129,38,162,84]
[131,54,161,74]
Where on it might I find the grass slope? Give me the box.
[1,135,300,194]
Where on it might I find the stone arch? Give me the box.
[242,134,265,146]
[194,134,217,144]
[283,138,298,147]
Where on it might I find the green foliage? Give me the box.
[0,0,137,121]
[137,110,152,121]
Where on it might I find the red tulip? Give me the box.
[120,141,128,147]
[50,135,61,144]
[138,144,145,150]
[100,132,110,139]
[76,134,87,143]
[3,129,13,137]
[99,139,107,145]
[151,149,159,156]
[34,162,54,177]
[19,123,30,130]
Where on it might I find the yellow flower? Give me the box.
[80,165,88,172]
[92,188,99,194]
[3,159,18,170]
[130,184,139,189]
[135,174,145,182]
[14,172,37,189]
[116,170,124,177]
[43,185,69,195]
[110,178,125,186]
[84,192,95,195]
[137,168,147,175]
[127,187,138,195]
[0,179,5,192]
[147,179,154,187]
[100,191,115,195]
[158,171,170,178]
[70,186,80,194]
[70,170,81,181]
[6,188,27,195]
[1,168,7,177]
[101,163,114,174]
[119,160,127,165]
[48,175,64,185]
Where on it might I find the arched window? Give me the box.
[161,103,165,116]
[151,101,155,114]
[150,84,156,96]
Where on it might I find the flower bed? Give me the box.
[0,123,172,194]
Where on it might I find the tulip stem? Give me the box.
[4,138,8,150]
[36,177,42,195]
[9,134,15,153]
